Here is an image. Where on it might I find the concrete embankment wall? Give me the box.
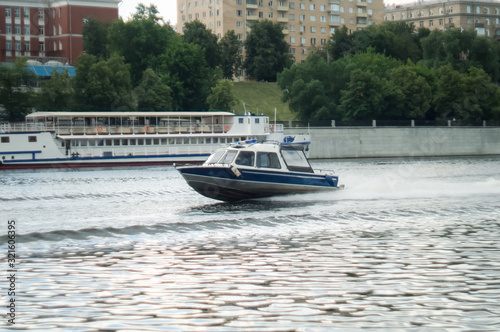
[284,127,500,159]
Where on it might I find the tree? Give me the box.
[182,20,220,69]
[82,18,109,59]
[219,30,242,79]
[107,4,177,84]
[160,40,221,110]
[72,54,133,111]
[243,20,292,82]
[37,69,74,112]
[207,79,237,111]
[135,69,173,111]
[0,57,36,121]
[390,62,432,119]
[327,26,354,61]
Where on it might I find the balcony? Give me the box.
[282,29,289,34]
[247,14,259,20]
[277,17,289,23]
[357,0,368,7]
[356,12,368,18]
[329,21,341,27]
[278,5,289,11]
[246,0,258,9]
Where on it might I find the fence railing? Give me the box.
[278,119,500,128]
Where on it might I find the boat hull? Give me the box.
[178,166,340,201]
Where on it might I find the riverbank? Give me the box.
[285,126,500,159]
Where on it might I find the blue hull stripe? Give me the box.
[1,153,210,164]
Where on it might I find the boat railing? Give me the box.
[9,123,234,135]
[314,168,336,175]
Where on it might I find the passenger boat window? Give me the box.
[72,140,77,147]
[220,150,238,164]
[146,139,152,145]
[89,140,96,147]
[281,148,314,173]
[153,138,159,145]
[28,136,37,142]
[1,137,9,143]
[81,140,88,147]
[122,139,128,146]
[206,149,226,164]
[213,137,218,143]
[235,151,255,166]
[114,139,120,146]
[169,138,175,144]
[138,139,144,145]
[130,139,136,146]
[256,152,281,169]
[98,140,104,146]
[205,138,211,144]
[183,137,189,144]
[176,138,182,144]
[106,139,112,146]
[255,118,260,124]
[239,118,244,124]
[161,138,167,144]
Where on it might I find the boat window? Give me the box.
[220,150,238,164]
[81,140,88,147]
[235,151,255,166]
[256,152,281,169]
[28,136,37,142]
[98,140,104,146]
[138,139,144,145]
[183,137,189,144]
[206,149,226,164]
[130,139,136,146]
[89,140,96,147]
[71,140,77,147]
[176,138,182,144]
[213,137,218,144]
[255,118,260,124]
[1,137,9,143]
[168,138,175,144]
[114,139,120,146]
[153,138,159,145]
[238,118,244,124]
[106,139,112,146]
[146,139,152,145]
[161,138,167,144]
[281,148,313,173]
[122,139,128,146]
[205,137,211,144]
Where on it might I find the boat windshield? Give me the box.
[205,149,226,164]
[256,152,281,169]
[219,150,238,164]
[281,148,313,173]
[235,151,255,166]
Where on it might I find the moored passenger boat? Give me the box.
[0,111,310,169]
[176,140,343,201]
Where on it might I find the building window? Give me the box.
[299,25,305,32]
[320,16,326,22]
[236,9,242,16]
[59,41,63,50]
[15,41,21,51]
[24,41,30,51]
[38,8,44,19]
[299,14,305,21]
[320,5,325,11]
[6,24,12,34]
[321,27,326,33]
[6,41,12,50]
[310,26,316,32]
[290,48,295,54]
[476,6,480,14]
[59,24,62,35]
[290,36,295,43]
[310,15,315,21]
[419,21,424,27]
[39,42,45,51]
[439,19,443,25]
[349,7,353,13]
[236,21,242,27]
[429,20,433,27]
[429,9,433,15]
[289,2,295,9]
[14,7,20,18]
[269,12,273,18]
[25,25,30,35]
[6,7,11,17]
[310,38,316,44]
[39,27,44,35]
[300,37,305,44]
[289,24,295,31]
[310,4,315,10]
[301,48,307,55]
[467,5,471,13]
[15,24,21,35]
[53,25,56,35]
[300,3,305,9]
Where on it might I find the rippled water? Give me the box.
[2,156,500,331]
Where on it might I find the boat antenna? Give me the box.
[274,107,277,142]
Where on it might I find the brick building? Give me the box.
[176,0,385,64]
[384,0,500,40]
[1,0,120,65]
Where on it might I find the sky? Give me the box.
[119,1,178,25]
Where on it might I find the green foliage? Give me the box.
[219,30,242,79]
[0,58,36,121]
[243,20,292,82]
[207,79,237,111]
[183,20,220,69]
[82,18,109,59]
[73,54,133,111]
[160,40,221,110]
[107,7,177,84]
[38,69,74,112]
[135,69,173,111]
[327,26,354,61]
[433,64,500,122]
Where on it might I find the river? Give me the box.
[2,156,500,331]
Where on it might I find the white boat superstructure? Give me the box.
[0,111,310,169]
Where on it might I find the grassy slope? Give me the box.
[231,82,297,121]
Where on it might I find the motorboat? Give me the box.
[176,140,343,201]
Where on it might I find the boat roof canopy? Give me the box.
[26,111,235,119]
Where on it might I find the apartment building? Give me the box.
[177,0,385,63]
[385,0,500,40]
[0,0,120,65]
